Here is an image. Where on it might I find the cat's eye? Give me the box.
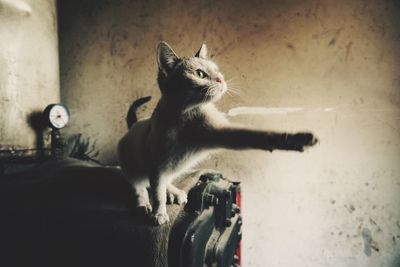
[196,69,207,79]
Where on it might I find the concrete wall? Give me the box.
[0,0,59,154]
[58,0,400,266]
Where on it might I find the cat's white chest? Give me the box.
[165,149,209,180]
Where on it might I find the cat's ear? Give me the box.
[157,42,179,73]
[195,44,208,59]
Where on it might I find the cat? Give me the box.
[118,42,318,225]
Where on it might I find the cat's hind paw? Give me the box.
[175,191,188,205]
[167,188,188,205]
[151,212,170,225]
[167,191,174,204]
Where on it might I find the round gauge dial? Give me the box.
[43,104,70,129]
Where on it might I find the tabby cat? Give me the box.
[118,42,317,225]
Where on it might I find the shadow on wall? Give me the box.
[27,111,48,160]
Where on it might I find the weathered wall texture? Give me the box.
[0,0,59,153]
[58,0,400,266]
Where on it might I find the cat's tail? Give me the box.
[126,96,152,128]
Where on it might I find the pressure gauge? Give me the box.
[43,104,70,129]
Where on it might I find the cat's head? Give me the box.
[156,42,227,108]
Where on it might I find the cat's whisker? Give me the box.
[227,85,242,92]
[228,87,242,95]
[226,79,242,87]
[225,90,240,99]
[225,90,234,97]
[226,83,243,96]
[226,79,241,87]
[225,77,238,83]
[227,90,240,97]
[226,84,241,91]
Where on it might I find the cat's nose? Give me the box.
[216,75,224,83]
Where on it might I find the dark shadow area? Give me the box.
[27,111,48,161]
[0,158,199,267]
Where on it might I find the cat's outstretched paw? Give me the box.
[167,190,188,205]
[151,212,170,225]
[285,133,318,152]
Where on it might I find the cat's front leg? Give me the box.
[149,173,169,225]
[133,184,152,215]
[206,128,318,152]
